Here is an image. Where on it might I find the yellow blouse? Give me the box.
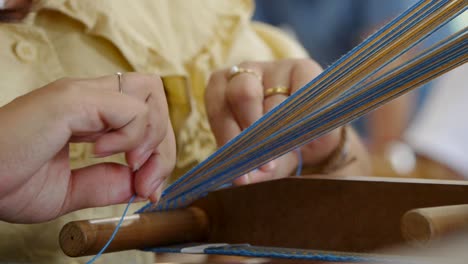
[0,0,307,263]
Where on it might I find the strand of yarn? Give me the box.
[86,195,136,264]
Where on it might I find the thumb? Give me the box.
[61,163,135,214]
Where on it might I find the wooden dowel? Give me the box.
[401,204,468,245]
[59,207,209,257]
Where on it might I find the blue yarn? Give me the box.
[86,195,136,264]
[295,149,303,176]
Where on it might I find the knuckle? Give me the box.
[53,78,80,95]
[130,73,164,93]
[165,124,176,156]
[294,58,323,72]
[52,78,92,120]
[53,77,75,86]
[205,104,220,125]
[238,60,259,69]
[227,82,262,104]
[141,104,151,120]
[205,96,219,115]
[146,73,164,89]
[151,110,169,142]
[157,135,176,176]
[205,73,226,117]
[207,70,223,86]
[206,71,225,98]
[165,152,176,173]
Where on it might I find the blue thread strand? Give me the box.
[86,195,136,264]
[295,149,303,176]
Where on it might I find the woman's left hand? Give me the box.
[205,59,343,185]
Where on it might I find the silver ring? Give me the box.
[116,72,123,93]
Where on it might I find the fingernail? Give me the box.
[261,161,276,171]
[134,196,148,202]
[149,184,165,203]
[148,177,164,197]
[133,150,153,171]
[149,193,160,203]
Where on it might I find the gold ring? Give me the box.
[228,65,261,81]
[116,72,123,93]
[264,86,290,98]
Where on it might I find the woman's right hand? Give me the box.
[0,73,176,223]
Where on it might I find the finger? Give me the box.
[258,160,277,172]
[262,61,294,113]
[94,103,149,156]
[126,93,169,170]
[134,122,176,200]
[288,59,341,164]
[62,163,135,213]
[70,132,106,143]
[259,61,295,175]
[232,160,277,186]
[301,128,341,165]
[85,72,154,99]
[84,73,167,158]
[232,174,251,185]
[125,128,154,171]
[205,71,242,146]
[66,88,149,157]
[231,61,296,186]
[63,74,151,137]
[133,152,173,201]
[245,152,299,185]
[149,176,168,203]
[78,73,165,153]
[290,59,323,111]
[226,62,264,130]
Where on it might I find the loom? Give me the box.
[61,177,468,261]
[59,0,467,262]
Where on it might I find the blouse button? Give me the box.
[14,41,37,62]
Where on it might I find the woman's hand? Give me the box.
[206,59,370,184]
[0,73,176,223]
[205,59,345,185]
